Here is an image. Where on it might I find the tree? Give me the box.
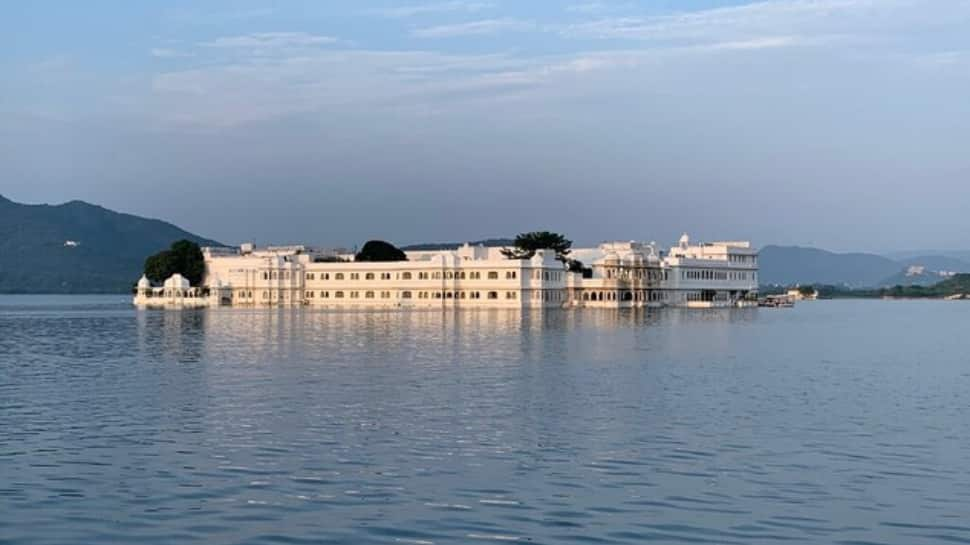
[355,240,408,262]
[500,231,572,262]
[143,240,205,285]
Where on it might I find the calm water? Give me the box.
[2,297,970,544]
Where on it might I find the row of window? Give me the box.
[580,290,670,302]
[604,269,670,281]
[303,290,524,300]
[682,269,756,281]
[728,255,757,264]
[305,270,539,281]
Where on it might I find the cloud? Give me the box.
[560,0,967,49]
[151,48,194,59]
[566,2,635,14]
[412,18,536,38]
[369,1,494,18]
[202,32,339,49]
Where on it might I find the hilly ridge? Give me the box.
[0,195,221,293]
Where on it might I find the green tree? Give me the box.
[143,240,205,285]
[501,231,573,262]
[355,240,408,262]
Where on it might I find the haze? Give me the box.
[2,0,968,251]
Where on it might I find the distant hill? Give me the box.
[0,195,221,293]
[402,238,514,251]
[896,255,970,274]
[759,245,902,288]
[760,246,970,288]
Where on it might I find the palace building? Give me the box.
[134,234,758,309]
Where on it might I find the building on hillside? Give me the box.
[133,233,759,309]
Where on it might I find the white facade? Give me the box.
[133,234,758,310]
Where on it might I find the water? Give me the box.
[2,296,970,544]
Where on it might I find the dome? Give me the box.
[137,274,151,289]
[163,273,191,289]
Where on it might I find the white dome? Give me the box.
[137,274,151,289]
[163,273,191,289]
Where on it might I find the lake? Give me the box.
[2,296,970,544]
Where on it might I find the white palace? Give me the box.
[134,234,758,310]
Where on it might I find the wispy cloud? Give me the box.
[151,48,194,59]
[566,2,635,15]
[369,1,494,18]
[559,0,958,47]
[202,32,339,49]
[412,18,536,38]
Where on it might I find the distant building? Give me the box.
[787,287,818,301]
[134,233,759,309]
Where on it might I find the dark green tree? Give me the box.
[355,240,408,262]
[501,231,573,262]
[143,239,205,285]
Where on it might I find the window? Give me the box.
[306,273,314,281]
[488,271,499,280]
[321,291,329,298]
[335,273,344,280]
[460,272,466,279]
[351,273,360,280]
[402,291,412,299]
[322,273,330,280]
[350,291,359,299]
[263,272,269,280]
[506,271,517,280]
[506,292,517,299]
[402,272,412,280]
[365,291,375,299]
[335,291,344,298]
[365,273,375,280]
[381,273,391,280]
[487,291,498,299]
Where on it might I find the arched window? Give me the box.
[365,273,375,280]
[335,273,344,280]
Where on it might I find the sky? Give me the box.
[1,0,969,252]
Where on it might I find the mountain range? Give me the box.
[758,246,970,287]
[1,195,967,293]
[0,195,220,293]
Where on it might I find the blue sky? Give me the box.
[2,0,969,251]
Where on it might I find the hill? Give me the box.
[0,195,221,293]
[881,274,970,298]
[758,245,901,288]
[402,238,515,251]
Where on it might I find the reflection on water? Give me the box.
[3,296,970,544]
